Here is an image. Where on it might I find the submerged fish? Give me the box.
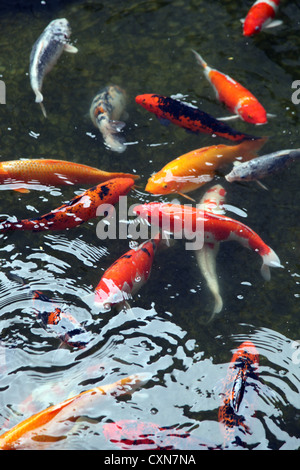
[133,202,281,281]
[218,341,259,448]
[94,235,161,312]
[135,94,261,142]
[225,148,300,183]
[29,18,78,117]
[90,85,127,153]
[0,158,139,193]
[145,138,267,198]
[192,50,268,125]
[0,373,149,450]
[0,178,134,233]
[196,185,226,318]
[242,0,282,36]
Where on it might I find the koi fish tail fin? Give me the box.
[191,49,208,69]
[237,136,268,162]
[261,248,282,281]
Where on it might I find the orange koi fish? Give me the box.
[135,94,260,142]
[32,290,90,349]
[0,373,149,450]
[218,341,259,448]
[0,158,139,193]
[145,138,267,198]
[0,178,134,233]
[133,202,281,280]
[242,0,282,36]
[192,50,268,125]
[94,235,161,312]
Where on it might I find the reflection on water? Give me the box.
[0,0,299,450]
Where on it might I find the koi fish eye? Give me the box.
[163,184,168,189]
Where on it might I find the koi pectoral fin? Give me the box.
[217,115,240,121]
[263,20,283,30]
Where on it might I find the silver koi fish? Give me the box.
[225,148,300,183]
[90,85,127,153]
[29,18,78,117]
[196,184,226,320]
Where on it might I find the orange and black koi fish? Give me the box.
[242,0,282,36]
[32,290,90,349]
[218,341,259,448]
[94,235,161,312]
[0,373,149,450]
[0,159,139,193]
[135,94,261,142]
[0,178,134,233]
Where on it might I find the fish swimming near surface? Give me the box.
[94,235,161,312]
[192,50,269,125]
[145,138,267,199]
[135,94,261,142]
[29,18,78,118]
[90,85,127,153]
[0,177,135,233]
[242,0,282,36]
[0,373,149,450]
[196,185,226,319]
[0,158,139,193]
[225,148,300,183]
[133,202,281,281]
[218,341,259,448]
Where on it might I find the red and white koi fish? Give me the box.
[218,341,259,448]
[90,85,127,153]
[196,185,226,318]
[133,202,281,281]
[0,373,149,450]
[0,178,134,233]
[192,50,268,125]
[94,235,161,312]
[242,0,282,36]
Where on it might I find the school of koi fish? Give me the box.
[0,0,297,450]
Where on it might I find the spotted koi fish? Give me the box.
[135,94,260,142]
[0,158,139,193]
[94,235,161,312]
[0,373,149,450]
[32,290,90,349]
[218,341,259,448]
[242,0,282,36]
[29,18,78,117]
[133,202,281,281]
[0,178,134,233]
[90,85,127,153]
[145,138,267,198]
[192,50,268,125]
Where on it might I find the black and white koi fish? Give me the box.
[29,18,78,117]
[90,85,127,153]
[225,148,300,183]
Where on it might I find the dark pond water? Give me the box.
[0,0,299,450]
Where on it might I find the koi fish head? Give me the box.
[238,101,267,125]
[94,278,132,312]
[135,94,157,113]
[145,171,179,195]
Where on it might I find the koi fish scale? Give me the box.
[0,178,134,233]
[135,94,260,142]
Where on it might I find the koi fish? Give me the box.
[90,85,127,153]
[135,94,260,142]
[0,373,149,450]
[145,138,267,198]
[133,202,281,281]
[32,290,90,349]
[0,177,134,233]
[94,235,161,312]
[196,185,226,318]
[0,158,139,193]
[192,50,268,125]
[225,148,300,183]
[218,341,259,448]
[242,0,282,36]
[29,18,78,118]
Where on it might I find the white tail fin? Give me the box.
[191,49,208,69]
[261,248,282,281]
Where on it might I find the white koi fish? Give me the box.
[29,18,78,117]
[196,184,226,319]
[90,85,127,153]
